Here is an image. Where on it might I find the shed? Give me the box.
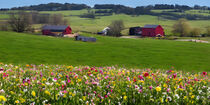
[42,25,72,36]
[129,27,142,35]
[141,25,165,37]
[75,35,96,42]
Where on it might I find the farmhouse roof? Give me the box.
[143,25,159,28]
[42,25,69,30]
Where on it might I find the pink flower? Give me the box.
[85,80,89,84]
[149,86,153,90]
[202,72,207,76]
[167,88,170,92]
[139,89,142,93]
[173,73,177,79]
[138,75,144,80]
[105,95,108,98]
[67,79,71,83]
[105,76,109,79]
[127,77,130,81]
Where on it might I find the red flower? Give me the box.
[173,73,177,79]
[144,72,149,77]
[202,72,207,76]
[133,78,137,82]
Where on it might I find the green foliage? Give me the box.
[107,20,124,37]
[80,11,95,19]
[206,26,210,36]
[172,18,191,37]
[0,31,210,71]
[190,28,201,37]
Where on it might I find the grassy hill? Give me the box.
[1,9,210,35]
[39,10,210,35]
[0,31,209,71]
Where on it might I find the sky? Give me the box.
[0,0,209,8]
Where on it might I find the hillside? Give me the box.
[1,9,210,35]
[0,31,209,71]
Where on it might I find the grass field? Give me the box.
[0,31,209,71]
[0,9,210,35]
[40,10,210,35]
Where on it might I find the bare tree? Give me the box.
[107,20,124,37]
[172,18,191,37]
[8,11,32,32]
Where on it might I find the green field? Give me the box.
[0,31,209,71]
[40,10,210,35]
[1,9,210,35]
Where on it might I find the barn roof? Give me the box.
[42,25,69,30]
[143,25,159,28]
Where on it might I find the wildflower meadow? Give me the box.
[0,63,209,105]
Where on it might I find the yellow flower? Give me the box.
[44,90,51,96]
[19,98,25,103]
[160,97,163,103]
[15,100,19,104]
[138,80,144,84]
[156,86,161,92]
[123,96,127,100]
[190,87,193,90]
[63,95,67,98]
[83,96,86,101]
[0,96,6,102]
[78,79,82,82]
[10,91,15,95]
[191,95,195,99]
[32,91,36,97]
[165,98,168,102]
[67,66,73,70]
[184,96,187,100]
[72,93,75,97]
[163,84,167,88]
[69,92,72,95]
[178,88,184,91]
[42,78,46,81]
[24,83,28,86]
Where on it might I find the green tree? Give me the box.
[172,18,191,37]
[190,28,201,37]
[107,20,124,37]
[206,26,210,36]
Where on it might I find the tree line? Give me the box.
[0,11,68,32]
[8,3,90,11]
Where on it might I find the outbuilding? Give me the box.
[42,25,72,36]
[129,26,142,35]
[141,25,165,37]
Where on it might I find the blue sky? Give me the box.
[0,0,209,8]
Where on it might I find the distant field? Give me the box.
[0,31,209,71]
[0,9,210,35]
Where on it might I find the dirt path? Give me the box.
[176,39,209,43]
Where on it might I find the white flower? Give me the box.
[23,89,28,92]
[42,100,48,104]
[175,94,180,99]
[196,96,200,100]
[30,102,35,105]
[167,96,172,101]
[0,89,5,93]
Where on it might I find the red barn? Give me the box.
[141,25,165,37]
[42,25,72,36]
